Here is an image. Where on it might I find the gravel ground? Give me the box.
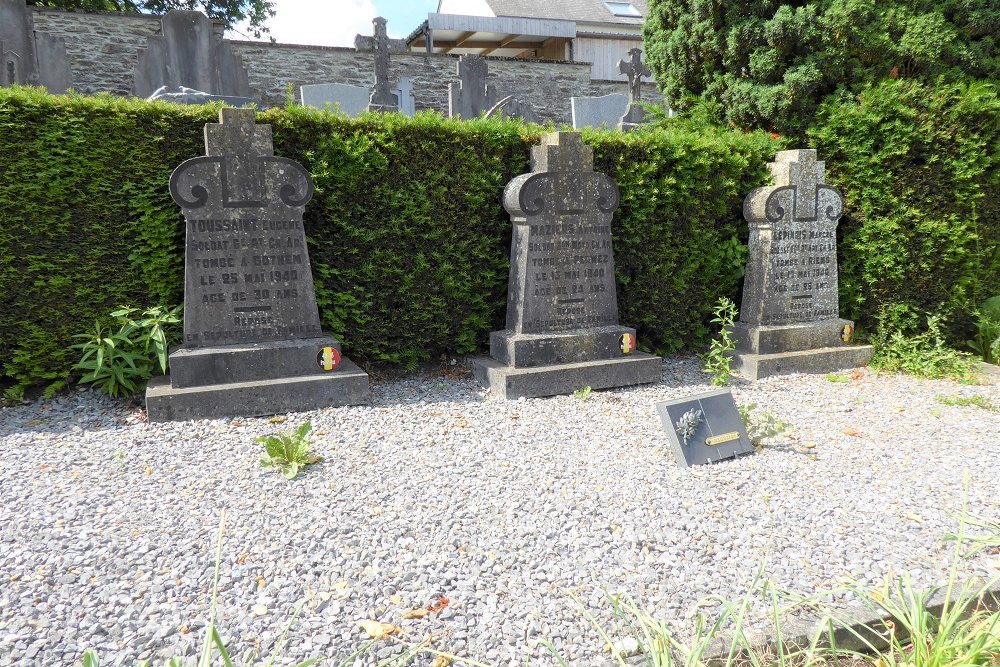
[1,357,998,667]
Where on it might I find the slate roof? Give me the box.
[482,0,648,25]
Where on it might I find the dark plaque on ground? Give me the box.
[655,389,753,467]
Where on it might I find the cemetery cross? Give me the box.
[355,16,407,113]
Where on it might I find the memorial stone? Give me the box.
[617,48,651,133]
[449,54,496,119]
[473,132,662,399]
[0,0,71,92]
[355,17,406,113]
[134,10,252,99]
[146,108,369,421]
[732,149,873,379]
[300,79,415,117]
[571,93,629,130]
[655,389,754,467]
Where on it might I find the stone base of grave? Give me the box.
[472,353,662,400]
[732,319,873,380]
[489,325,640,368]
[145,336,369,422]
[618,104,645,133]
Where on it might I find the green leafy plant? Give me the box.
[871,314,978,382]
[257,422,321,480]
[967,295,1000,365]
[701,297,738,386]
[738,403,790,448]
[825,373,850,383]
[70,305,182,398]
[573,386,593,401]
[2,385,26,404]
[935,394,998,412]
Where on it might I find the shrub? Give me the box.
[258,422,321,480]
[871,314,977,381]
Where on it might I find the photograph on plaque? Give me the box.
[654,389,754,467]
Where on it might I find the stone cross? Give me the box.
[449,54,496,118]
[355,16,407,113]
[204,107,271,206]
[618,48,651,104]
[771,150,820,221]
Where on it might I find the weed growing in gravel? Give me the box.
[934,394,998,412]
[71,305,182,398]
[946,512,1000,557]
[967,295,1000,364]
[871,314,977,382]
[702,297,738,386]
[574,386,593,400]
[825,373,850,383]
[258,422,321,480]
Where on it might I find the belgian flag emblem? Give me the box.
[317,346,341,371]
[619,333,635,354]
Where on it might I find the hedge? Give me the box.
[2,82,996,394]
[0,88,776,393]
[810,79,1000,339]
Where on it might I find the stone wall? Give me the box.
[27,6,660,125]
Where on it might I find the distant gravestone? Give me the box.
[655,389,754,467]
[617,48,651,133]
[473,132,661,399]
[732,149,873,379]
[300,78,415,117]
[134,10,252,99]
[354,16,406,113]
[0,0,71,92]
[571,93,629,130]
[449,54,496,119]
[145,108,369,421]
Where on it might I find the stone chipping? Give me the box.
[1,358,998,666]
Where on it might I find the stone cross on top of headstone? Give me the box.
[449,54,496,119]
[731,148,871,379]
[617,48,652,132]
[618,47,651,104]
[355,16,407,113]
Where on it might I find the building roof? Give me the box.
[483,0,648,25]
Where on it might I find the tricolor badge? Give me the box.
[840,323,854,344]
[317,346,341,371]
[619,333,635,354]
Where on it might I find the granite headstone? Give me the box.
[449,54,496,119]
[134,10,252,99]
[617,48,651,133]
[473,132,662,399]
[655,389,754,467]
[300,79,415,117]
[732,149,873,378]
[0,0,71,93]
[145,108,369,421]
[571,93,629,130]
[354,17,406,113]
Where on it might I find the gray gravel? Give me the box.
[1,357,998,666]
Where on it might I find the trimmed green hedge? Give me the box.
[810,79,1000,339]
[2,82,995,394]
[0,88,776,393]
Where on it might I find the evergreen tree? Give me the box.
[643,0,1000,134]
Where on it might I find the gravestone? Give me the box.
[354,17,406,113]
[449,54,496,119]
[655,389,754,467]
[145,108,369,421]
[134,10,252,99]
[617,48,651,133]
[472,132,662,399]
[571,93,629,130]
[732,149,873,379]
[300,78,415,117]
[0,0,72,92]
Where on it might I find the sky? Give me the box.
[228,1,441,47]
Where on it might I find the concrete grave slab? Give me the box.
[571,93,629,130]
[655,389,754,467]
